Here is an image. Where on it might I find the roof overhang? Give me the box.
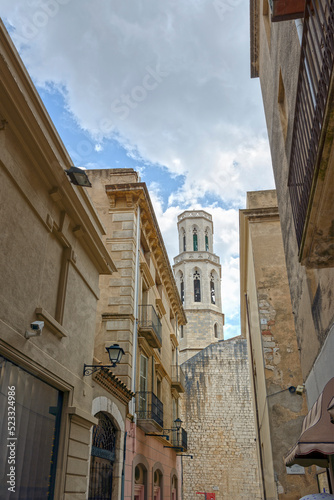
[284,378,334,467]
[270,0,305,22]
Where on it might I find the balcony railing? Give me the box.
[288,0,334,250]
[171,365,185,393]
[138,305,162,348]
[136,391,163,431]
[171,428,188,451]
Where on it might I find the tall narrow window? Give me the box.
[183,229,186,251]
[180,273,184,304]
[193,228,198,251]
[180,325,184,339]
[139,355,148,414]
[194,271,201,302]
[205,230,209,251]
[210,273,216,304]
[214,323,218,338]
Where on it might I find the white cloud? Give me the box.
[149,188,243,339]
[2,0,273,202]
[2,0,275,338]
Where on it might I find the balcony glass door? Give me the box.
[139,355,148,414]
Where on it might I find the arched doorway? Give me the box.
[88,412,117,499]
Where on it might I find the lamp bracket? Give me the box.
[145,433,170,440]
[83,364,116,376]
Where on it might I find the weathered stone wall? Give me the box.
[180,337,262,500]
[179,309,224,364]
[254,0,334,393]
[240,190,318,499]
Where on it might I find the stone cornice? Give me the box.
[93,367,134,405]
[177,210,212,222]
[105,183,187,325]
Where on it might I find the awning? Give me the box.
[284,378,334,467]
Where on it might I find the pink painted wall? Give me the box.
[123,420,181,500]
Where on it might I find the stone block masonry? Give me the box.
[180,337,262,500]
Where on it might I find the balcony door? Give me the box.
[139,354,148,414]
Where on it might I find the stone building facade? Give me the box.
[0,21,116,500]
[86,168,187,500]
[240,190,318,500]
[181,338,262,500]
[250,0,334,487]
[173,211,224,364]
[175,210,262,500]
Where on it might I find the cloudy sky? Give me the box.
[2,0,275,338]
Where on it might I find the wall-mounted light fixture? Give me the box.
[174,418,182,430]
[146,418,183,440]
[83,344,125,376]
[65,166,92,187]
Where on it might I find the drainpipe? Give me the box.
[245,293,267,500]
[121,431,127,500]
[131,205,141,416]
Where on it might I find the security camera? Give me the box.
[31,321,44,331]
[25,321,44,339]
[296,385,304,395]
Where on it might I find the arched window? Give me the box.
[193,271,201,302]
[210,273,216,305]
[182,229,186,251]
[88,412,117,500]
[214,323,218,338]
[134,463,147,500]
[180,273,184,304]
[205,229,209,251]
[171,475,178,500]
[193,228,198,251]
[154,469,163,500]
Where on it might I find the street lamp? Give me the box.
[83,344,125,376]
[65,166,92,187]
[174,418,182,430]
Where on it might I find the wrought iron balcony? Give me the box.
[288,0,334,266]
[171,365,185,393]
[136,391,163,432]
[138,305,162,348]
[171,428,188,452]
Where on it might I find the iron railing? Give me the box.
[171,365,185,389]
[171,428,188,451]
[288,0,334,248]
[136,391,163,428]
[138,305,162,345]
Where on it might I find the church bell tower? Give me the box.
[173,210,224,363]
